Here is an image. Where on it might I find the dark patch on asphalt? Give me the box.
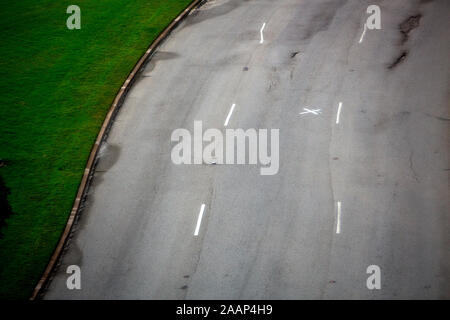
[399,14,422,44]
[143,51,180,76]
[388,50,408,69]
[180,285,188,290]
[388,14,422,70]
[423,113,450,121]
[95,143,121,172]
[290,51,300,58]
[184,0,241,27]
[279,0,346,43]
[213,53,247,68]
[0,175,13,239]
[373,110,411,133]
[55,240,83,277]
[409,151,420,183]
[237,30,260,42]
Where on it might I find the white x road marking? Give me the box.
[299,107,322,115]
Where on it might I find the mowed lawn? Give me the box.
[0,0,193,299]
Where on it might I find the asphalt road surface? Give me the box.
[45,0,449,299]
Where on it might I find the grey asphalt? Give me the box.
[45,0,449,299]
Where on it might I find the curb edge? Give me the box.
[30,0,204,300]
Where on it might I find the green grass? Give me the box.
[0,0,193,299]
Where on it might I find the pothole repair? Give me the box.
[400,14,422,44]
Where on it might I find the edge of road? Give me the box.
[30,0,206,300]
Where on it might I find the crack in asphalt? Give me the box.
[388,14,422,69]
[388,50,409,69]
[409,151,420,183]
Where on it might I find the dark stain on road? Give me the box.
[373,110,411,133]
[184,0,241,27]
[400,14,422,44]
[96,143,121,172]
[388,13,422,69]
[388,50,408,69]
[143,51,180,76]
[409,151,420,183]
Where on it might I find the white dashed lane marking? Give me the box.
[194,203,206,236]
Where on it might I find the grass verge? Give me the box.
[0,0,193,299]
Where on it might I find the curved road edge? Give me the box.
[30,0,205,300]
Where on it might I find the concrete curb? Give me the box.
[30,0,205,300]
